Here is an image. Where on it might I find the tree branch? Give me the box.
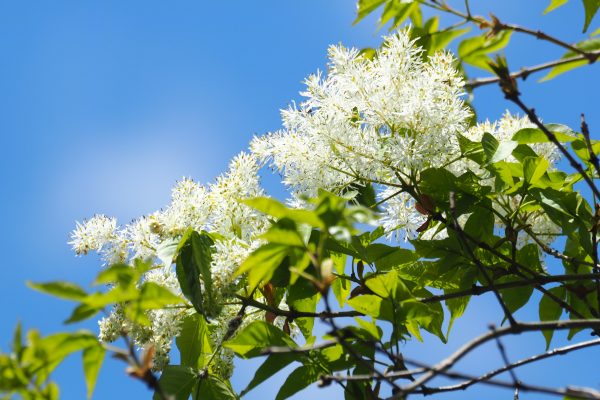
[418,338,600,393]
[397,319,600,394]
[466,50,600,89]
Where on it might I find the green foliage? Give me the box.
[176,229,216,317]
[11,2,600,399]
[542,38,600,80]
[0,324,103,399]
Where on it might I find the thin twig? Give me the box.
[420,273,600,304]
[504,91,600,200]
[466,50,600,89]
[403,358,600,399]
[419,338,600,393]
[494,20,594,59]
[489,324,519,390]
[397,319,600,395]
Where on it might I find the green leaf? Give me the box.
[544,0,569,13]
[235,244,289,291]
[512,125,576,144]
[154,365,196,400]
[193,376,237,400]
[241,354,297,396]
[365,271,409,300]
[94,263,139,287]
[572,138,600,164]
[542,38,600,80]
[365,243,417,270]
[260,219,306,248]
[176,230,215,316]
[458,30,512,71]
[224,321,296,358]
[523,156,550,186]
[498,277,534,315]
[25,331,98,377]
[482,132,500,160]
[354,318,383,340]
[156,237,180,267]
[354,0,387,24]
[287,278,320,338]
[176,314,213,369]
[431,27,470,52]
[138,282,183,309]
[275,365,321,400]
[347,295,393,321]
[464,204,494,242]
[243,197,324,229]
[331,253,350,307]
[82,344,105,399]
[64,303,102,324]
[446,295,470,337]
[583,0,600,31]
[539,287,565,349]
[27,281,88,301]
[379,0,418,29]
[12,322,23,360]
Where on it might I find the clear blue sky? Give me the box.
[1,1,599,399]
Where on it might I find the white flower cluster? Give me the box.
[71,152,269,371]
[252,30,470,238]
[71,29,569,375]
[251,30,564,242]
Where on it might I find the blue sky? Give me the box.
[1,1,599,399]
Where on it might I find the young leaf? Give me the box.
[241,354,298,396]
[354,0,386,24]
[539,287,565,349]
[544,0,569,13]
[176,231,215,316]
[458,31,512,71]
[223,321,296,358]
[82,344,105,399]
[275,365,321,400]
[235,243,289,291]
[523,156,550,186]
[583,0,600,32]
[512,126,575,144]
[176,314,213,369]
[193,376,237,400]
[154,365,196,400]
[541,38,600,80]
[243,197,324,229]
[27,281,88,301]
[138,282,184,309]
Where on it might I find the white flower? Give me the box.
[379,189,426,241]
[252,31,470,199]
[251,30,471,240]
[71,152,271,370]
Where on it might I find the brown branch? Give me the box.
[397,319,600,394]
[419,338,600,393]
[524,225,597,268]
[403,359,600,399]
[466,50,600,89]
[235,294,361,319]
[581,114,600,178]
[493,20,594,59]
[420,273,600,304]
[503,90,600,200]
